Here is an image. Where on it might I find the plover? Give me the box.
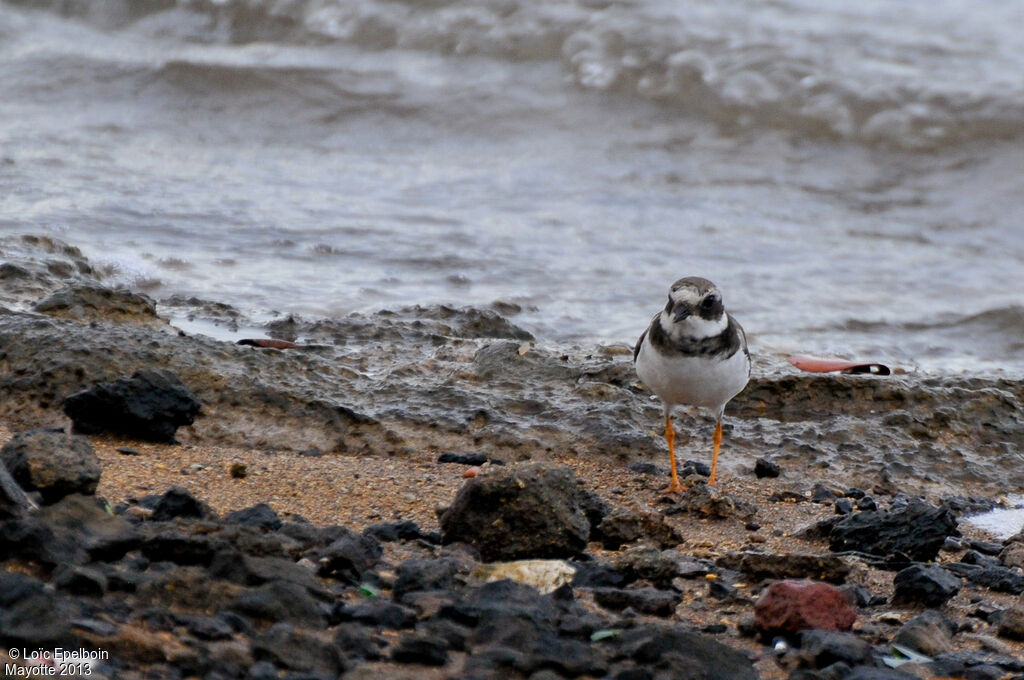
[634,277,750,490]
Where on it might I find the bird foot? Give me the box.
[663,480,686,494]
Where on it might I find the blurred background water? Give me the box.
[1,0,1022,373]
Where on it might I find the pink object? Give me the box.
[237,338,302,349]
[463,467,480,478]
[787,355,890,375]
[754,580,857,634]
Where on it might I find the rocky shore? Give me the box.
[1,233,1024,680]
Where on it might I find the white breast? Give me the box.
[635,339,749,415]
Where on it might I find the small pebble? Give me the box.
[117,447,142,456]
[230,463,248,479]
[845,487,866,499]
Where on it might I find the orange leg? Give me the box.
[665,415,683,493]
[708,419,723,486]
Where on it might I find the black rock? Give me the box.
[893,609,956,656]
[845,488,867,499]
[682,459,712,477]
[246,661,278,680]
[0,571,74,646]
[797,630,873,669]
[229,580,326,628]
[844,669,922,680]
[829,499,958,563]
[0,429,101,503]
[593,507,683,550]
[209,552,329,599]
[334,600,416,629]
[391,634,448,666]
[437,452,488,466]
[52,564,108,596]
[439,462,590,561]
[63,368,201,443]
[0,459,36,518]
[960,565,1024,595]
[317,532,382,583]
[754,457,781,479]
[251,622,344,675]
[0,493,139,565]
[571,560,629,588]
[892,564,962,607]
[139,528,228,566]
[151,486,211,521]
[969,539,1004,556]
[608,624,758,680]
[223,503,282,531]
[392,558,458,602]
[716,551,851,584]
[811,484,837,503]
[834,499,855,515]
[627,461,666,476]
[333,622,383,661]
[175,614,235,641]
[614,547,681,586]
[363,520,424,542]
[589,587,681,616]
[856,496,878,511]
[961,550,1000,568]
[442,579,558,631]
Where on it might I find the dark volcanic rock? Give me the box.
[755,457,781,478]
[52,564,108,596]
[594,506,683,550]
[150,485,211,521]
[229,581,325,627]
[829,499,958,563]
[251,622,343,675]
[139,527,229,566]
[0,459,37,518]
[997,604,1024,641]
[392,558,458,602]
[0,429,101,503]
[63,369,201,443]
[0,493,139,565]
[590,587,681,616]
[363,520,425,543]
[317,531,383,583]
[334,600,416,630]
[754,580,857,635]
[439,463,590,561]
[717,551,851,584]
[892,564,961,607]
[608,624,758,680]
[390,634,449,666]
[223,503,282,531]
[947,563,1024,595]
[0,570,75,647]
[209,552,329,599]
[796,629,873,669]
[893,610,956,655]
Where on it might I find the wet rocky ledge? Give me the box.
[1,234,1024,680]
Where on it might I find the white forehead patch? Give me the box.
[670,284,716,305]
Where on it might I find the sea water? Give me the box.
[1,0,1022,374]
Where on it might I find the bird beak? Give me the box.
[672,306,691,322]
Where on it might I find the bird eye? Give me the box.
[701,296,716,310]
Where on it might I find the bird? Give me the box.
[633,277,750,490]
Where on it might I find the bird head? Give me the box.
[660,277,728,339]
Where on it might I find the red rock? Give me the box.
[753,580,856,634]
